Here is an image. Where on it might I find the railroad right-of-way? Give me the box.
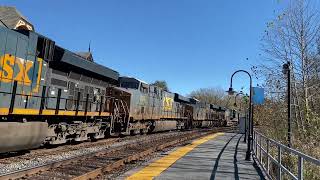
[0,127,237,180]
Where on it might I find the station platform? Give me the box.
[125,132,266,180]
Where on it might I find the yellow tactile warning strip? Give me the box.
[126,132,224,180]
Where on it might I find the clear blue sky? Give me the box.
[3,0,288,95]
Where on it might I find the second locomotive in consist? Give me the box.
[0,7,231,153]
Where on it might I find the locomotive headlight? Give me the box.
[64,89,68,93]
[50,90,55,95]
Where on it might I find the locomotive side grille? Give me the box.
[69,82,75,91]
[89,87,94,99]
[69,72,81,80]
[81,75,92,83]
[52,69,68,77]
[51,78,68,87]
[80,88,85,108]
[84,86,89,95]
[68,81,75,96]
[92,78,101,86]
[67,95,74,110]
[101,81,109,87]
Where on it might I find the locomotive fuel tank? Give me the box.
[0,122,48,153]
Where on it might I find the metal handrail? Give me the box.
[252,130,320,180]
[0,81,119,115]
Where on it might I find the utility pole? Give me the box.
[283,62,292,148]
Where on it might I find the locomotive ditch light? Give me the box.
[226,87,236,96]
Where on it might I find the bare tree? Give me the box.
[189,87,233,108]
[256,0,320,134]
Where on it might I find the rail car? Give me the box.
[0,16,232,154]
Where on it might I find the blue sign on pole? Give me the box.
[253,87,264,105]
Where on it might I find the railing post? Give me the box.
[244,112,247,142]
[259,135,262,163]
[84,93,89,116]
[277,146,282,180]
[25,95,29,109]
[75,91,81,116]
[55,89,61,115]
[267,139,270,174]
[298,156,304,180]
[9,81,18,114]
[99,96,104,116]
[252,131,255,154]
[39,86,47,115]
[256,133,258,155]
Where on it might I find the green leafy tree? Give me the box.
[151,80,169,91]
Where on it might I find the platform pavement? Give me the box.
[125,132,266,180]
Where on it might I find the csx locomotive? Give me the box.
[0,7,231,153]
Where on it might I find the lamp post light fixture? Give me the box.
[234,91,244,107]
[227,87,236,96]
[227,70,253,161]
[283,61,292,148]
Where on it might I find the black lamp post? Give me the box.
[234,91,247,142]
[227,70,253,161]
[235,93,250,143]
[234,92,243,123]
[283,62,292,148]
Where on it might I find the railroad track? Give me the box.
[0,127,237,180]
[0,138,120,165]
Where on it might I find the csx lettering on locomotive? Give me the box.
[0,54,42,87]
[163,97,173,111]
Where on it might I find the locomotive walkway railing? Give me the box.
[252,130,320,180]
[0,80,121,116]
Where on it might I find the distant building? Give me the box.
[0,6,34,31]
